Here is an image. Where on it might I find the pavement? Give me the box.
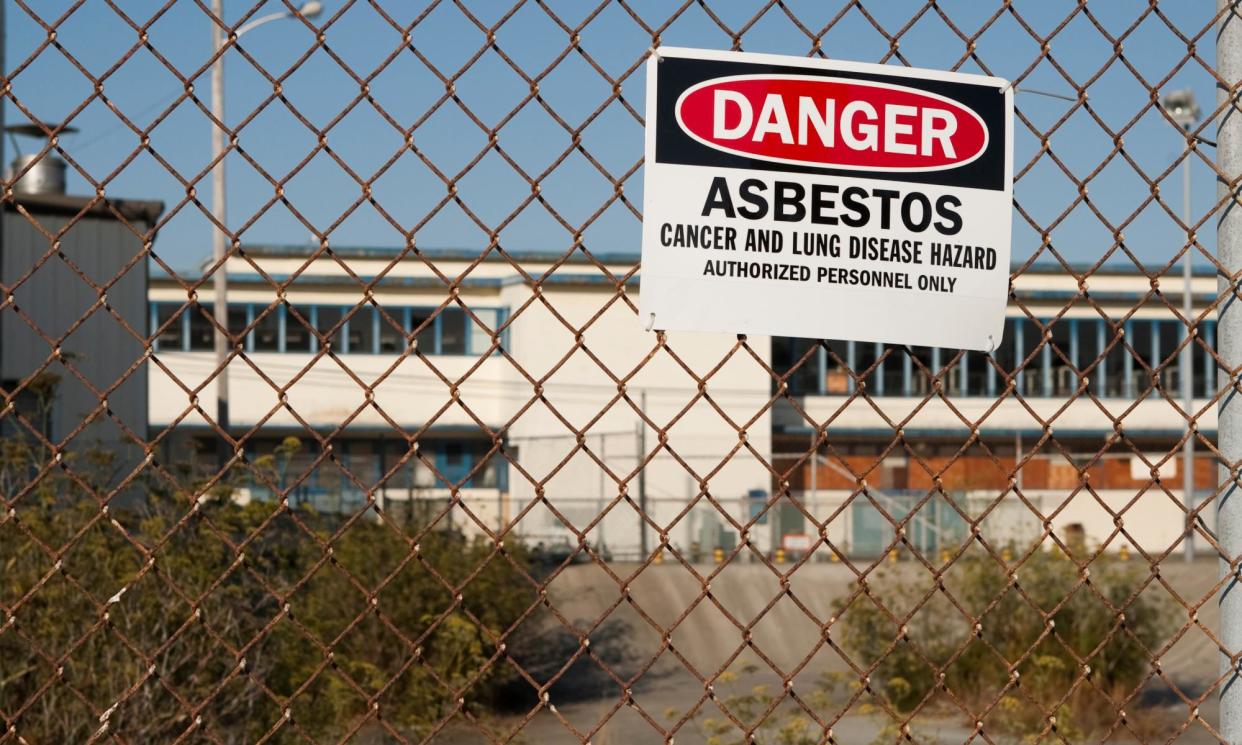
[431,558,1227,743]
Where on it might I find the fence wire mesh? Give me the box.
[0,0,1240,742]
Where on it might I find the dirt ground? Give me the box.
[431,558,1226,744]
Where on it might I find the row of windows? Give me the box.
[774,317,1219,399]
[241,437,508,491]
[173,437,509,512]
[151,303,506,356]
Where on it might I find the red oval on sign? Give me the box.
[675,75,988,172]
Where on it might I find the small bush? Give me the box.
[834,545,1176,738]
[0,443,536,742]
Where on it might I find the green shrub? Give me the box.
[834,545,1176,738]
[0,443,534,742]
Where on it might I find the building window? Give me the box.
[153,303,183,351]
[347,307,375,354]
[880,345,903,396]
[966,351,989,396]
[151,302,506,356]
[1102,321,1127,397]
[854,342,880,394]
[1078,318,1101,395]
[1016,318,1042,397]
[991,319,1017,395]
[905,346,934,396]
[470,308,502,354]
[252,308,280,352]
[1048,318,1075,396]
[409,310,436,353]
[378,309,404,353]
[1198,321,1215,398]
[770,313,1214,400]
[1157,320,1181,392]
[316,306,344,352]
[439,308,467,355]
[227,306,249,349]
[245,438,508,510]
[188,302,214,351]
[285,305,315,352]
[1129,319,1155,394]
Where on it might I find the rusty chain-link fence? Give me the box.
[2,0,1241,742]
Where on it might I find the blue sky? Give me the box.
[5,0,1223,272]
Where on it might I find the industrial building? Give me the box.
[1,124,163,487]
[147,247,1219,560]
[147,245,774,558]
[773,265,1219,558]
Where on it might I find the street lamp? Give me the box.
[236,1,324,36]
[1160,87,1201,563]
[210,1,322,456]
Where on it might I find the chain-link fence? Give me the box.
[2,0,1241,742]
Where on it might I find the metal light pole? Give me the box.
[210,0,322,447]
[1217,0,1242,738]
[1162,88,1201,563]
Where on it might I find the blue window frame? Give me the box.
[770,315,1212,400]
[431,440,506,489]
[151,302,185,351]
[150,302,508,356]
[239,437,509,510]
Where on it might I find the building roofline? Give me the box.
[5,191,165,227]
[149,270,633,289]
[170,243,1222,278]
[204,243,642,268]
[148,272,1224,305]
[775,425,1218,438]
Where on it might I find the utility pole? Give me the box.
[1163,86,1203,562]
[637,390,648,559]
[210,0,230,461]
[207,2,321,469]
[1218,0,1242,738]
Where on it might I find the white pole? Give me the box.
[208,3,321,463]
[1184,140,1197,563]
[1218,1,1242,737]
[211,0,230,450]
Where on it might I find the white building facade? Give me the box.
[148,246,774,560]
[150,249,1219,560]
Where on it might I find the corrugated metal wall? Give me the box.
[2,201,151,470]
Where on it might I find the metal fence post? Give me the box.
[1219,0,1242,738]
[638,389,649,559]
[1186,124,1198,564]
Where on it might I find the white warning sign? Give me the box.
[640,47,1013,352]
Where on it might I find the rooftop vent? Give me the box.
[6,122,77,196]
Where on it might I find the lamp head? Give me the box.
[297,1,323,18]
[1161,88,1200,130]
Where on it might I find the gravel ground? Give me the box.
[427,558,1224,743]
